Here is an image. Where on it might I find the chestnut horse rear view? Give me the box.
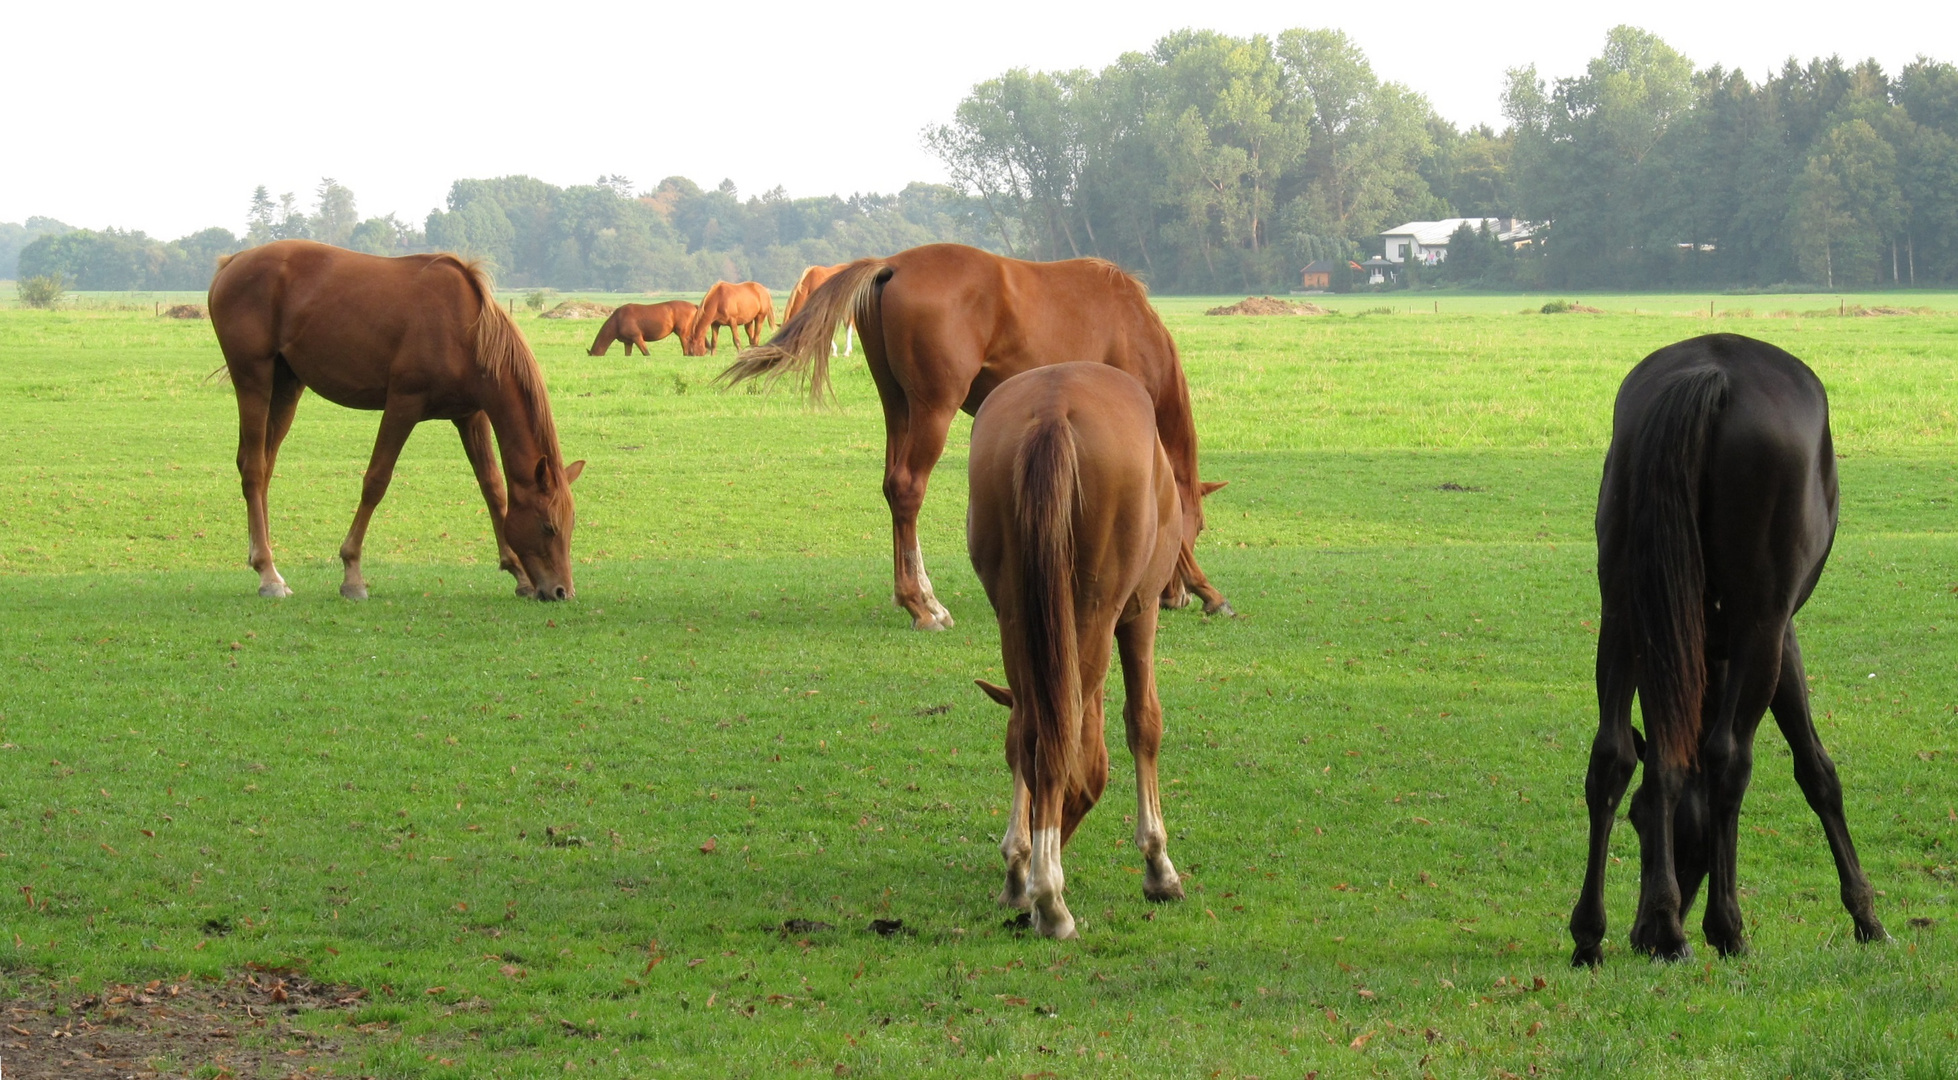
[209,240,584,601]
[1570,333,1885,966]
[688,280,773,354]
[967,364,1185,938]
[783,263,853,356]
[722,244,1229,630]
[589,301,700,356]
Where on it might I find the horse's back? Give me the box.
[210,240,484,406]
[1608,333,1835,607]
[875,244,1176,402]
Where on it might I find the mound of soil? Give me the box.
[1,969,367,1079]
[161,304,207,319]
[540,300,615,320]
[1205,296,1329,316]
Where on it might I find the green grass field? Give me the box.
[3,291,1957,1078]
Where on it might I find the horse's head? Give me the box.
[1185,479,1228,546]
[506,456,585,600]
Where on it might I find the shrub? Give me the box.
[18,273,67,308]
[1540,299,1574,314]
[525,289,557,312]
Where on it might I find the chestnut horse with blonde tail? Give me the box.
[589,300,700,356]
[687,280,773,355]
[721,243,1229,630]
[209,240,584,602]
[968,364,1185,938]
[783,264,853,357]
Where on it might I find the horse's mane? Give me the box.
[435,254,561,457]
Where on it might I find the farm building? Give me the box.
[1299,259,1342,291]
[1379,218,1533,265]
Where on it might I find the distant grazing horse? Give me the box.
[967,364,1185,938]
[1570,333,1886,966]
[209,240,585,602]
[687,280,773,355]
[588,300,700,356]
[783,263,853,357]
[722,243,1229,630]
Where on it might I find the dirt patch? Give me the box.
[1205,296,1329,316]
[539,300,615,320]
[161,304,207,320]
[1539,300,1604,314]
[1798,304,1937,318]
[1,970,369,1078]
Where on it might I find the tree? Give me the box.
[312,179,358,247]
[1792,118,1904,286]
[245,186,277,246]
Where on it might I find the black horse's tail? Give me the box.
[1626,365,1729,768]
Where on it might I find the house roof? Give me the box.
[1381,218,1533,245]
[1301,260,1342,273]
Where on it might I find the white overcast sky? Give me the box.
[8,0,1953,239]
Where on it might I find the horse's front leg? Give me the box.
[454,412,532,596]
[338,399,422,600]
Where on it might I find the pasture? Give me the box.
[3,291,1957,1078]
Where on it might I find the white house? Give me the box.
[1379,218,1532,265]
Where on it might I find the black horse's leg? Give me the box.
[1571,613,1640,967]
[1699,628,1783,957]
[1770,627,1888,944]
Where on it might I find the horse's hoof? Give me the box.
[257,582,291,599]
[1160,591,1192,610]
[997,889,1031,911]
[1570,944,1604,968]
[1143,876,1185,903]
[340,583,368,601]
[912,612,951,632]
[1203,599,1236,617]
[1855,920,1891,944]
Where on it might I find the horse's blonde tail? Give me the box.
[718,259,885,405]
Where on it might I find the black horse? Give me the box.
[1570,333,1888,966]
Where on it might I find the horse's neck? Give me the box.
[484,378,556,474]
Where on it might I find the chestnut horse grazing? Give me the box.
[1570,334,1885,966]
[967,364,1185,938]
[687,280,773,355]
[209,240,585,601]
[722,243,1229,631]
[782,263,853,356]
[588,300,700,356]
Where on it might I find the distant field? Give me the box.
[2,296,1955,1078]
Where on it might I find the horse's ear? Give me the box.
[974,679,1013,708]
[534,456,552,492]
[565,460,585,485]
[1200,480,1228,497]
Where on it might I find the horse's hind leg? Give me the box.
[338,399,421,600]
[1570,613,1639,966]
[999,745,1032,911]
[231,356,295,597]
[455,412,532,597]
[1698,626,1785,957]
[882,403,957,630]
[1117,607,1183,901]
[1770,626,1888,944]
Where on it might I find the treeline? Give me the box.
[932,26,1958,290]
[422,175,999,290]
[15,27,1958,293]
[10,176,1001,292]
